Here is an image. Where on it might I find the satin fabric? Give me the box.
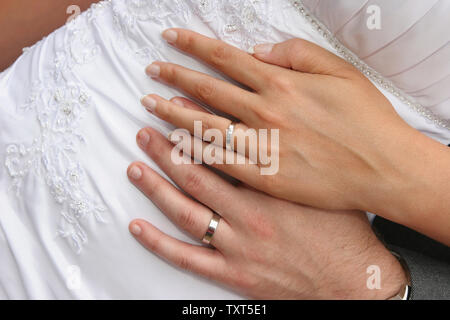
[303,0,449,137]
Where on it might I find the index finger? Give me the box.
[162,28,268,91]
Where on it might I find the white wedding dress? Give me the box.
[0,0,448,299]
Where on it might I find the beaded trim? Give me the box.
[290,0,450,130]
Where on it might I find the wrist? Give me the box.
[364,127,450,244]
[347,243,408,300]
[387,251,412,300]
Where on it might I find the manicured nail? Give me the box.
[141,95,157,113]
[130,223,142,236]
[146,64,160,78]
[129,166,142,180]
[253,43,274,55]
[162,29,178,44]
[172,98,184,107]
[137,130,150,148]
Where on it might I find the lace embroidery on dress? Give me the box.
[289,0,450,130]
[218,0,274,50]
[111,0,191,65]
[4,2,111,254]
[190,0,275,50]
[112,0,274,64]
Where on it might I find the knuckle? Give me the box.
[177,207,198,231]
[228,268,258,292]
[164,64,178,83]
[183,171,205,194]
[201,118,211,131]
[197,113,213,132]
[145,147,157,162]
[147,144,162,162]
[242,275,260,293]
[240,205,275,241]
[147,235,162,253]
[209,44,232,68]
[156,102,173,120]
[146,179,163,198]
[253,107,284,126]
[179,33,196,52]
[248,214,275,240]
[268,74,296,93]
[176,255,193,271]
[287,39,304,55]
[284,39,306,62]
[244,245,266,265]
[194,79,216,101]
[338,64,361,79]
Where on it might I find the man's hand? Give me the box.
[126,127,406,299]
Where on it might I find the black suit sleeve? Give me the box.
[390,245,450,299]
[372,217,450,300]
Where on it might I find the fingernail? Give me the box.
[141,95,157,113]
[253,43,274,55]
[130,223,142,236]
[137,130,150,148]
[146,64,160,78]
[129,166,142,180]
[162,29,178,44]
[172,98,184,107]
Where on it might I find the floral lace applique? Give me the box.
[119,0,191,23]
[5,3,110,254]
[111,0,192,65]
[190,0,275,50]
[189,0,216,21]
[111,0,274,64]
[219,0,274,50]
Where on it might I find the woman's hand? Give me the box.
[141,29,450,245]
[127,127,407,299]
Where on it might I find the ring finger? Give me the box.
[142,94,257,160]
[127,161,233,250]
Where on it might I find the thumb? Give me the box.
[249,38,354,77]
